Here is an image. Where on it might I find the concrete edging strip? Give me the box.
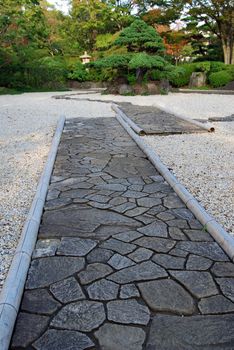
[153,101,215,132]
[113,103,234,262]
[0,115,65,350]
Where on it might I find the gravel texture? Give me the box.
[0,90,233,292]
[0,91,114,291]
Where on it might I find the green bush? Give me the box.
[210,61,226,73]
[167,63,196,87]
[209,71,233,87]
[68,61,89,81]
[195,61,211,73]
[127,73,137,85]
[226,65,234,79]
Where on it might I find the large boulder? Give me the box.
[189,72,207,88]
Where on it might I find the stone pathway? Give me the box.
[11,116,234,349]
[118,102,207,135]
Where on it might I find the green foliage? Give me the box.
[92,54,131,69]
[195,62,211,73]
[128,53,166,69]
[68,61,89,81]
[210,61,226,73]
[168,63,196,87]
[209,71,233,88]
[127,73,137,85]
[114,20,165,53]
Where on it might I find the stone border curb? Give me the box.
[113,104,234,262]
[152,101,215,132]
[0,116,65,350]
[112,104,145,135]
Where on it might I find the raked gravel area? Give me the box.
[0,91,233,292]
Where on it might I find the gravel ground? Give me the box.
[0,91,114,291]
[0,91,233,291]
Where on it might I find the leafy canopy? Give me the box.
[114,19,165,53]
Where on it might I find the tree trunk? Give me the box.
[220,25,234,64]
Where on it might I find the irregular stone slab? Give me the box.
[87,279,119,300]
[57,237,97,256]
[21,289,61,315]
[186,254,212,270]
[172,207,194,220]
[87,248,114,263]
[163,195,184,209]
[108,253,135,270]
[107,299,150,325]
[32,239,60,258]
[143,182,168,194]
[122,190,148,199]
[135,237,175,253]
[33,329,94,350]
[167,219,189,229]
[113,230,142,242]
[42,207,140,231]
[113,202,136,213]
[128,177,145,185]
[95,323,146,350]
[216,278,234,302]
[157,211,175,221]
[26,257,85,289]
[198,295,234,314]
[152,254,185,269]
[125,206,148,217]
[184,229,213,242]
[137,221,168,237]
[128,248,153,262]
[146,314,234,349]
[95,183,127,191]
[168,227,187,240]
[11,313,49,348]
[170,271,218,298]
[139,279,195,315]
[137,197,161,207]
[89,201,111,209]
[169,247,189,257]
[176,241,228,261]
[120,284,140,299]
[109,197,127,206]
[212,262,234,277]
[78,263,113,285]
[51,301,106,332]
[44,198,72,210]
[86,194,110,203]
[50,277,85,303]
[100,238,136,255]
[108,260,167,284]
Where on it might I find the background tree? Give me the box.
[139,0,233,64]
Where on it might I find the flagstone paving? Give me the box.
[11,116,234,349]
[118,102,207,135]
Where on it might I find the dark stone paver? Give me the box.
[118,102,207,135]
[11,116,234,349]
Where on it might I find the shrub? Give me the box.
[209,71,232,87]
[210,61,226,73]
[167,63,196,87]
[195,61,211,73]
[68,61,89,81]
[226,65,234,79]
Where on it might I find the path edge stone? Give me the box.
[0,115,65,350]
[113,103,234,262]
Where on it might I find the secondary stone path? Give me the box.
[11,116,234,349]
[118,102,207,135]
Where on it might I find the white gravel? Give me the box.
[0,91,114,291]
[0,90,233,292]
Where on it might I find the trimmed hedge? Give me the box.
[209,71,233,88]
